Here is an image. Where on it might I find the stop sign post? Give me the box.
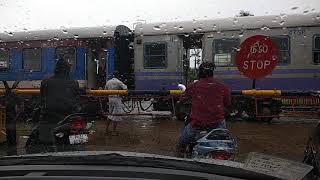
[236,35,279,88]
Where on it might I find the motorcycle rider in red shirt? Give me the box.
[176,62,231,157]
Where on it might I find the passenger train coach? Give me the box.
[134,13,320,91]
[0,25,134,89]
[0,13,319,91]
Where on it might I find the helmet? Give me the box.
[198,62,215,79]
[54,58,71,75]
[113,71,120,78]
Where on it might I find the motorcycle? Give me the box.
[25,111,94,154]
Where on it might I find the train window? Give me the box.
[0,49,9,71]
[270,36,290,64]
[313,35,320,65]
[56,47,76,69]
[144,42,167,69]
[212,38,240,67]
[22,48,42,71]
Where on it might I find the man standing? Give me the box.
[105,71,127,135]
[176,62,231,157]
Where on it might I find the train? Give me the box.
[0,13,319,91]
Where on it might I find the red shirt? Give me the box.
[184,77,231,129]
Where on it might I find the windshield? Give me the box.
[0,0,320,178]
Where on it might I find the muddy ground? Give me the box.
[86,116,316,162]
[1,112,319,162]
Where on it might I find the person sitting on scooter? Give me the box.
[176,61,231,158]
[38,58,81,149]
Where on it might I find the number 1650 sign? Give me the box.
[236,35,279,79]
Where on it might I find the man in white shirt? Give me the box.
[105,71,127,135]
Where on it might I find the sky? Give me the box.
[0,0,320,32]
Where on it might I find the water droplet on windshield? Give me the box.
[53,37,59,41]
[291,7,298,10]
[5,31,14,37]
[217,30,221,34]
[192,19,197,23]
[280,13,287,19]
[198,27,203,31]
[303,10,309,14]
[282,27,287,30]
[178,26,184,30]
[103,31,107,35]
[233,18,238,23]
[212,24,217,31]
[193,29,197,33]
[279,20,285,26]
[261,25,270,31]
[207,34,214,38]
[22,28,28,32]
[184,34,190,37]
[173,25,178,29]
[311,8,315,11]
[238,31,244,37]
[316,15,320,20]
[153,26,161,31]
[161,23,167,27]
[62,29,68,34]
[73,34,79,39]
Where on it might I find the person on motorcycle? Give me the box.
[38,58,80,148]
[176,61,231,158]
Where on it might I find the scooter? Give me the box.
[186,128,237,160]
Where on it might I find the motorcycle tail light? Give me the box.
[208,151,232,160]
[71,117,86,130]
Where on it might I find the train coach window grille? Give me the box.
[313,35,320,65]
[56,47,76,70]
[0,49,9,71]
[212,38,240,67]
[22,48,42,72]
[270,36,290,64]
[144,42,167,69]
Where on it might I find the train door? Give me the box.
[86,39,111,89]
[178,34,203,84]
[113,25,134,89]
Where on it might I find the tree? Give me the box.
[237,10,254,17]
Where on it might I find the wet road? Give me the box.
[1,113,318,162]
[87,115,316,162]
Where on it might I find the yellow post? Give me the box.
[87,90,129,95]
[242,89,282,97]
[169,90,184,95]
[12,89,40,95]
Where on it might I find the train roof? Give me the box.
[0,26,117,43]
[134,13,320,36]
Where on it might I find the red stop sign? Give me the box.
[236,35,278,79]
